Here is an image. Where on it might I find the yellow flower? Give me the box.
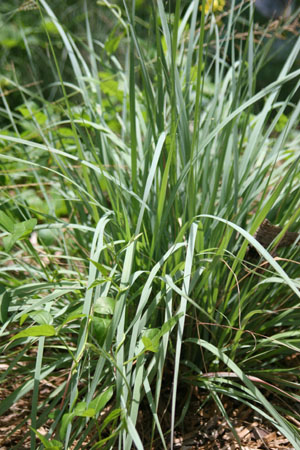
[201,0,226,14]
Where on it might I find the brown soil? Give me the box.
[0,368,297,449]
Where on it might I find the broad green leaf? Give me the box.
[142,314,184,353]
[60,412,75,440]
[11,324,56,341]
[13,218,37,237]
[17,103,47,125]
[58,127,74,137]
[90,386,114,414]
[91,317,111,345]
[142,336,159,353]
[17,104,33,118]
[74,402,95,417]
[38,229,57,246]
[141,329,161,353]
[3,235,17,252]
[93,297,116,315]
[29,310,53,325]
[30,427,63,449]
[88,279,108,289]
[43,17,60,35]
[34,111,47,125]
[160,313,184,336]
[4,218,37,252]
[60,306,84,327]
[20,314,29,326]
[0,211,14,233]
[88,259,110,277]
[73,401,86,414]
[45,447,61,450]
[99,72,123,102]
[78,408,95,417]
[61,313,85,327]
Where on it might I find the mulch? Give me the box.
[1,368,296,449]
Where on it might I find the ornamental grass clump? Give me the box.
[0,0,300,448]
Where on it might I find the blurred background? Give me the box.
[0,0,299,113]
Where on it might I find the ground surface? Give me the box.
[0,366,297,449]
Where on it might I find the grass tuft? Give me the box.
[0,0,300,448]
